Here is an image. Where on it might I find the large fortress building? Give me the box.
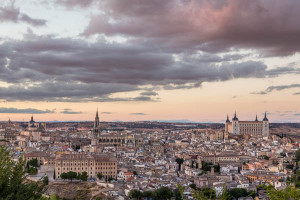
[225,112,269,138]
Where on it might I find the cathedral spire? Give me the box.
[255,115,258,122]
[226,114,230,123]
[94,108,100,134]
[232,111,238,120]
[263,112,268,121]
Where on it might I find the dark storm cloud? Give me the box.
[78,0,300,56]
[61,108,82,114]
[252,84,300,95]
[0,107,55,114]
[0,32,277,102]
[0,5,46,26]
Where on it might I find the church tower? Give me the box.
[92,109,100,146]
[262,112,269,138]
[232,112,240,135]
[93,108,100,135]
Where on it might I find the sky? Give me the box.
[0,0,299,123]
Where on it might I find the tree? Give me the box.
[53,169,56,179]
[227,188,251,199]
[190,183,197,190]
[264,155,270,160]
[97,173,103,180]
[202,187,216,199]
[129,189,142,200]
[0,146,44,200]
[142,191,153,198]
[27,158,38,167]
[43,176,49,185]
[267,185,300,200]
[192,190,208,200]
[67,171,77,181]
[177,184,185,199]
[80,171,88,181]
[154,186,173,199]
[296,149,300,162]
[133,171,137,175]
[196,163,199,169]
[27,167,38,175]
[176,158,184,171]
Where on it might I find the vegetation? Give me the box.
[201,161,220,173]
[97,172,103,180]
[43,176,49,185]
[266,185,300,200]
[295,149,300,162]
[227,188,256,199]
[0,146,44,200]
[175,158,184,171]
[60,171,88,181]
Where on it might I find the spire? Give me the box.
[255,115,258,122]
[94,108,100,134]
[30,114,35,123]
[232,111,238,120]
[226,114,230,123]
[263,112,268,121]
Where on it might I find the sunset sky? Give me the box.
[0,0,299,123]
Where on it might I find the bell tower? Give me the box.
[92,109,100,146]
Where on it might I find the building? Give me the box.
[91,109,142,147]
[55,153,118,179]
[225,112,269,137]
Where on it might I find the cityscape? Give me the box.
[0,0,300,200]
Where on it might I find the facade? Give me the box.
[91,109,142,147]
[55,153,117,179]
[225,112,269,137]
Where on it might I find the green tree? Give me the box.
[177,184,185,199]
[128,189,142,200]
[53,169,56,179]
[154,186,173,199]
[27,167,38,175]
[227,188,250,199]
[43,176,49,185]
[27,158,38,167]
[296,149,300,162]
[267,185,300,200]
[190,183,197,190]
[133,171,137,175]
[202,187,216,199]
[142,191,153,198]
[80,171,88,181]
[97,172,103,180]
[0,146,43,200]
[67,171,77,181]
[192,190,208,200]
[176,158,184,171]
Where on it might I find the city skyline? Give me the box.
[0,0,299,122]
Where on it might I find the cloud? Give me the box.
[0,4,46,26]
[101,112,112,114]
[252,84,300,95]
[131,113,146,115]
[0,107,55,114]
[79,0,300,56]
[61,108,82,114]
[140,91,158,96]
[0,32,274,102]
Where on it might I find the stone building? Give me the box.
[55,153,118,179]
[225,112,269,137]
